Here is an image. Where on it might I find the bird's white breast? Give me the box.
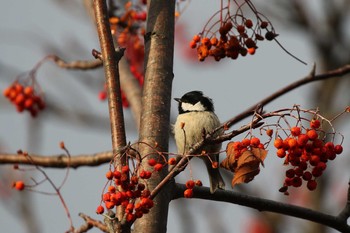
[174,111,222,155]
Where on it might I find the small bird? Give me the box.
[174,91,225,193]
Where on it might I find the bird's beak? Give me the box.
[174,98,181,103]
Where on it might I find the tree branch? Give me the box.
[0,151,112,168]
[224,63,350,128]
[173,183,350,233]
[94,0,127,155]
[75,212,108,233]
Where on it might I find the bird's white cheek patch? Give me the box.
[181,102,206,112]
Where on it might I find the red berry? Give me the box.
[154,163,163,171]
[126,213,135,222]
[184,189,193,198]
[98,91,107,101]
[334,145,343,154]
[307,180,317,191]
[302,171,312,181]
[310,119,321,129]
[121,165,130,173]
[113,170,121,179]
[13,181,25,191]
[102,192,111,202]
[96,205,104,214]
[291,177,302,187]
[186,180,195,189]
[285,169,295,178]
[105,201,115,209]
[241,138,251,147]
[195,180,202,186]
[108,185,116,193]
[148,158,157,166]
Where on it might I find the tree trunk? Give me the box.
[133,0,175,233]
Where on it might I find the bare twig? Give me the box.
[173,183,350,233]
[75,213,108,233]
[224,63,350,128]
[0,151,112,168]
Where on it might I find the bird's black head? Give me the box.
[174,91,214,114]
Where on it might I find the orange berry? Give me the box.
[96,205,104,214]
[201,37,210,46]
[126,213,135,222]
[185,180,195,189]
[210,37,218,46]
[168,157,176,165]
[108,185,116,193]
[276,148,286,158]
[184,189,193,198]
[13,181,25,191]
[15,93,25,105]
[290,126,301,136]
[250,137,260,147]
[288,138,298,148]
[106,170,113,180]
[24,98,34,109]
[3,87,11,97]
[274,138,284,149]
[266,129,273,137]
[14,83,23,92]
[212,161,218,169]
[154,163,163,171]
[297,134,309,146]
[193,35,200,43]
[24,86,34,96]
[307,129,318,141]
[241,138,251,147]
[189,40,197,49]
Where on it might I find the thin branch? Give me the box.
[75,213,108,233]
[173,183,350,233]
[0,151,112,168]
[338,180,350,222]
[224,63,350,128]
[94,0,127,154]
[50,55,103,70]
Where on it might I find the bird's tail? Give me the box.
[203,155,225,193]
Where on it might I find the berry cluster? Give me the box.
[97,165,155,221]
[228,137,265,158]
[3,82,45,117]
[184,179,202,198]
[101,1,146,106]
[190,1,277,61]
[275,120,343,194]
